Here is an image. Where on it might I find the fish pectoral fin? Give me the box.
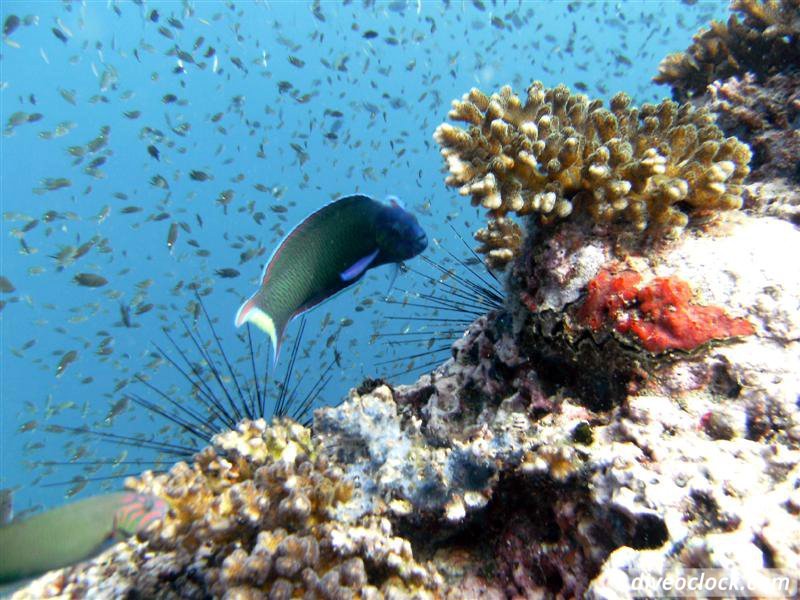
[386,262,402,297]
[340,249,380,282]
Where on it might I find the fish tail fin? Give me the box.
[235,294,283,366]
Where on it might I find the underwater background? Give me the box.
[0,0,729,517]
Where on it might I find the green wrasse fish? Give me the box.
[0,492,166,586]
[236,194,427,363]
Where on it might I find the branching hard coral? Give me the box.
[654,0,800,101]
[474,216,523,270]
[434,82,751,269]
[119,418,442,598]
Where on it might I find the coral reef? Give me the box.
[654,0,800,101]
[434,82,750,269]
[583,392,800,599]
[515,209,800,413]
[14,182,800,597]
[13,38,800,598]
[708,71,800,183]
[15,420,442,599]
[314,204,800,593]
[324,200,800,594]
[653,1,800,195]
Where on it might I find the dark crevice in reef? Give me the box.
[397,383,436,413]
[517,313,641,413]
[362,562,392,589]
[628,512,670,550]
[753,533,777,569]
[355,377,389,396]
[709,362,742,399]
[687,489,739,534]
[450,305,624,417]
[399,473,605,597]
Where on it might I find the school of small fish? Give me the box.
[0,0,724,506]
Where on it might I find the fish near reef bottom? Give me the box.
[236,194,428,364]
[0,492,166,587]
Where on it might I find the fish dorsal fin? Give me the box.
[340,248,380,282]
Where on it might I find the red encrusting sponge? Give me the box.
[578,268,755,353]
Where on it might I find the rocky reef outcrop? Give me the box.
[16,191,800,597]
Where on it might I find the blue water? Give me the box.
[0,1,728,515]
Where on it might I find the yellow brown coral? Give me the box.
[474,216,523,270]
[654,0,800,100]
[434,82,751,269]
[119,418,443,598]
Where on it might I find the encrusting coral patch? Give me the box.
[434,82,751,269]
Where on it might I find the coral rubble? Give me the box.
[434,82,750,269]
[654,0,800,101]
